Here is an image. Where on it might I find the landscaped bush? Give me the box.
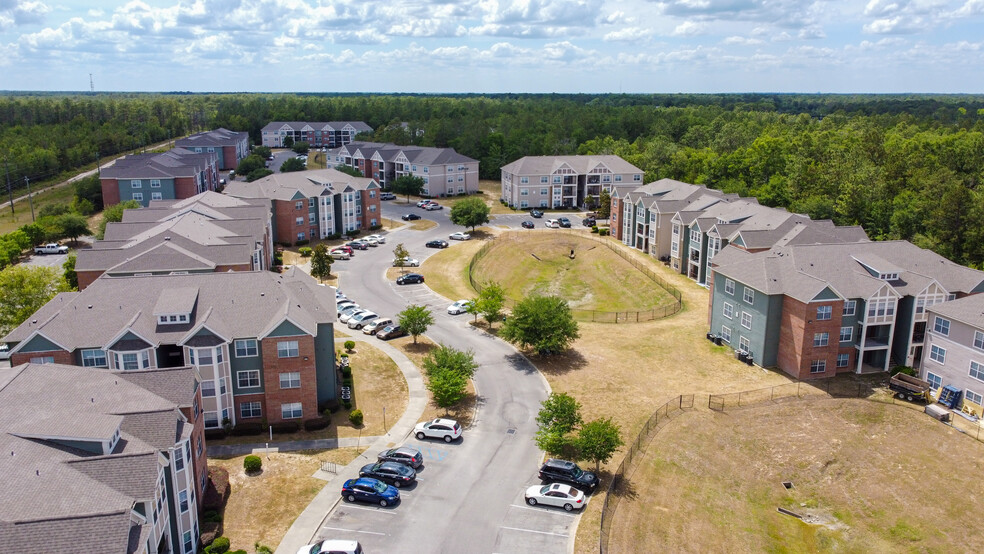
[327,233,342,240]
[349,409,364,426]
[271,421,299,434]
[369,224,383,231]
[203,510,223,523]
[229,422,264,436]
[295,239,310,247]
[299,246,313,257]
[204,428,227,441]
[320,399,341,414]
[341,365,352,378]
[342,376,354,387]
[304,417,331,431]
[598,228,610,236]
[204,536,230,554]
[344,340,355,351]
[591,226,599,233]
[203,467,230,510]
[243,455,262,473]
[200,522,223,548]
[342,399,352,410]
[345,229,360,237]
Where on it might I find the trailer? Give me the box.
[889,373,931,402]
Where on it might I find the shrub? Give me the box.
[327,233,342,240]
[341,366,352,378]
[199,523,223,549]
[203,467,231,510]
[598,228,610,236]
[304,417,331,431]
[271,421,299,434]
[204,428,227,441]
[342,399,352,410]
[229,422,264,436]
[255,544,274,554]
[349,409,364,426]
[369,224,383,231]
[243,455,262,473]
[299,247,313,257]
[345,229,360,237]
[343,376,354,387]
[204,536,230,554]
[320,399,341,414]
[203,510,223,523]
[295,239,310,247]
[591,226,599,233]
[344,340,355,351]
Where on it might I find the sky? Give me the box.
[1,0,983,94]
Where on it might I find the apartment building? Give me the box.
[261,121,372,149]
[224,168,381,244]
[0,363,206,554]
[921,294,984,416]
[328,141,479,196]
[76,192,273,289]
[175,128,250,170]
[2,269,338,432]
[500,155,643,210]
[101,148,220,207]
[708,241,984,379]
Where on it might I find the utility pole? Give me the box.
[25,176,35,221]
[4,158,12,215]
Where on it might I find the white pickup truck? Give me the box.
[34,243,69,255]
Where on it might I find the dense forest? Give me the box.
[2,92,984,265]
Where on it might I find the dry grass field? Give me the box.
[611,398,984,553]
[209,448,363,552]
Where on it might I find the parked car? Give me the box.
[363,318,393,335]
[359,461,417,488]
[414,418,462,443]
[447,300,472,315]
[219,178,226,185]
[380,192,396,200]
[347,241,369,251]
[524,483,586,512]
[416,199,433,207]
[402,213,422,221]
[545,219,560,228]
[348,311,379,330]
[329,249,351,260]
[394,258,420,267]
[341,477,399,507]
[530,209,544,218]
[557,217,571,228]
[338,307,366,323]
[396,273,425,285]
[376,325,405,340]
[538,459,599,491]
[449,232,471,241]
[335,245,354,255]
[582,217,596,227]
[366,234,386,244]
[521,221,535,229]
[364,237,379,247]
[0,343,10,361]
[426,240,448,249]
[377,446,423,468]
[296,539,363,554]
[336,300,357,311]
[424,203,443,211]
[34,243,68,255]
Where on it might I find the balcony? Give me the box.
[861,335,890,348]
[689,249,701,262]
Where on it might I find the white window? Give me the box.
[282,402,303,419]
[739,336,750,352]
[179,490,189,513]
[201,380,215,397]
[975,331,984,351]
[615,175,622,182]
[520,188,529,196]
[740,312,752,330]
[297,232,305,241]
[81,349,107,367]
[971,361,984,382]
[150,179,161,188]
[933,317,950,336]
[840,327,853,342]
[296,217,304,225]
[183,531,193,553]
[837,353,850,367]
[237,370,260,388]
[966,390,983,406]
[553,176,562,184]
[235,339,257,357]
[309,197,316,207]
[151,192,162,201]
[817,306,832,321]
[280,372,301,389]
[743,288,754,304]
[810,360,826,374]
[929,345,946,364]
[690,228,701,243]
[723,302,733,319]
[132,192,143,202]
[131,180,142,188]
[296,201,304,209]
[843,300,856,316]
[540,188,548,195]
[29,356,55,364]
[241,401,262,418]
[520,177,529,184]
[519,200,528,208]
[720,326,732,342]
[926,372,942,390]
[814,332,829,347]
[725,279,735,295]
[634,174,642,181]
[540,176,548,183]
[203,411,219,428]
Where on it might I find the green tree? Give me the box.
[426,366,469,409]
[19,223,46,246]
[309,244,333,282]
[292,141,310,154]
[474,281,505,327]
[97,200,141,239]
[236,154,265,176]
[280,157,306,172]
[422,344,478,379]
[596,189,611,219]
[283,136,294,148]
[246,168,273,182]
[393,243,409,273]
[576,418,624,470]
[334,164,364,178]
[398,304,434,344]
[57,213,91,245]
[391,175,425,202]
[500,295,580,355]
[449,196,491,232]
[63,253,78,290]
[73,174,103,210]
[0,265,70,335]
[252,145,272,159]
[535,392,583,458]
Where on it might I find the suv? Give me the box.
[538,459,599,491]
[582,217,596,227]
[414,418,462,443]
[557,217,572,228]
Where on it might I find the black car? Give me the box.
[557,217,571,228]
[538,459,599,491]
[347,241,369,250]
[582,217,596,227]
[377,446,423,468]
[396,273,425,285]
[402,213,421,221]
[530,209,543,218]
[521,221,535,229]
[359,461,417,488]
[425,240,449,249]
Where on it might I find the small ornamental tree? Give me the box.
[252,145,272,159]
[398,304,434,344]
[535,392,583,458]
[597,189,612,219]
[449,196,491,232]
[280,157,306,172]
[576,417,624,470]
[309,244,333,282]
[391,175,425,202]
[474,281,506,327]
[393,243,409,273]
[63,253,78,290]
[292,141,310,154]
[422,345,478,380]
[349,409,364,426]
[236,154,265,176]
[426,368,468,409]
[500,295,580,355]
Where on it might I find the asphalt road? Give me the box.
[309,202,591,553]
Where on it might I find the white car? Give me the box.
[424,203,443,211]
[366,234,386,244]
[365,238,379,247]
[416,200,433,207]
[524,483,586,512]
[348,311,378,330]
[363,318,393,335]
[329,249,351,260]
[297,539,363,554]
[546,219,560,228]
[447,300,472,315]
[338,307,366,323]
[414,418,462,443]
[449,232,471,241]
[393,258,420,267]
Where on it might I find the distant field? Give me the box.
[610,397,984,552]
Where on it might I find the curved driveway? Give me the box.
[300,202,589,553]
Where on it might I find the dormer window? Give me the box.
[158,313,189,325]
[879,272,898,281]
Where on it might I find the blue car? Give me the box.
[341,477,400,507]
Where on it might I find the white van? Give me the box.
[546,219,561,228]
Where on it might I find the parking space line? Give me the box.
[500,526,570,537]
[336,504,398,515]
[320,526,387,536]
[509,504,580,517]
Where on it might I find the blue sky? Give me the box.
[2,0,983,93]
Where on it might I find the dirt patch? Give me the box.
[208,449,362,552]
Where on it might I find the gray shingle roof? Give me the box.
[175,127,248,148]
[261,121,372,133]
[501,154,642,175]
[116,367,196,407]
[225,168,378,201]
[101,148,216,180]
[337,141,478,165]
[927,293,984,330]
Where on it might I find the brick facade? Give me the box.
[273,199,309,245]
[777,297,843,380]
[10,349,74,366]
[260,335,320,424]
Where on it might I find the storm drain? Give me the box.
[782,481,793,489]
[506,428,516,435]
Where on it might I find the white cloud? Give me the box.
[798,25,826,39]
[604,27,653,41]
[0,0,50,28]
[672,20,707,36]
[723,35,764,45]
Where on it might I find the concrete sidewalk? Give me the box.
[274,328,428,554]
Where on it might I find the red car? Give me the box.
[335,245,353,255]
